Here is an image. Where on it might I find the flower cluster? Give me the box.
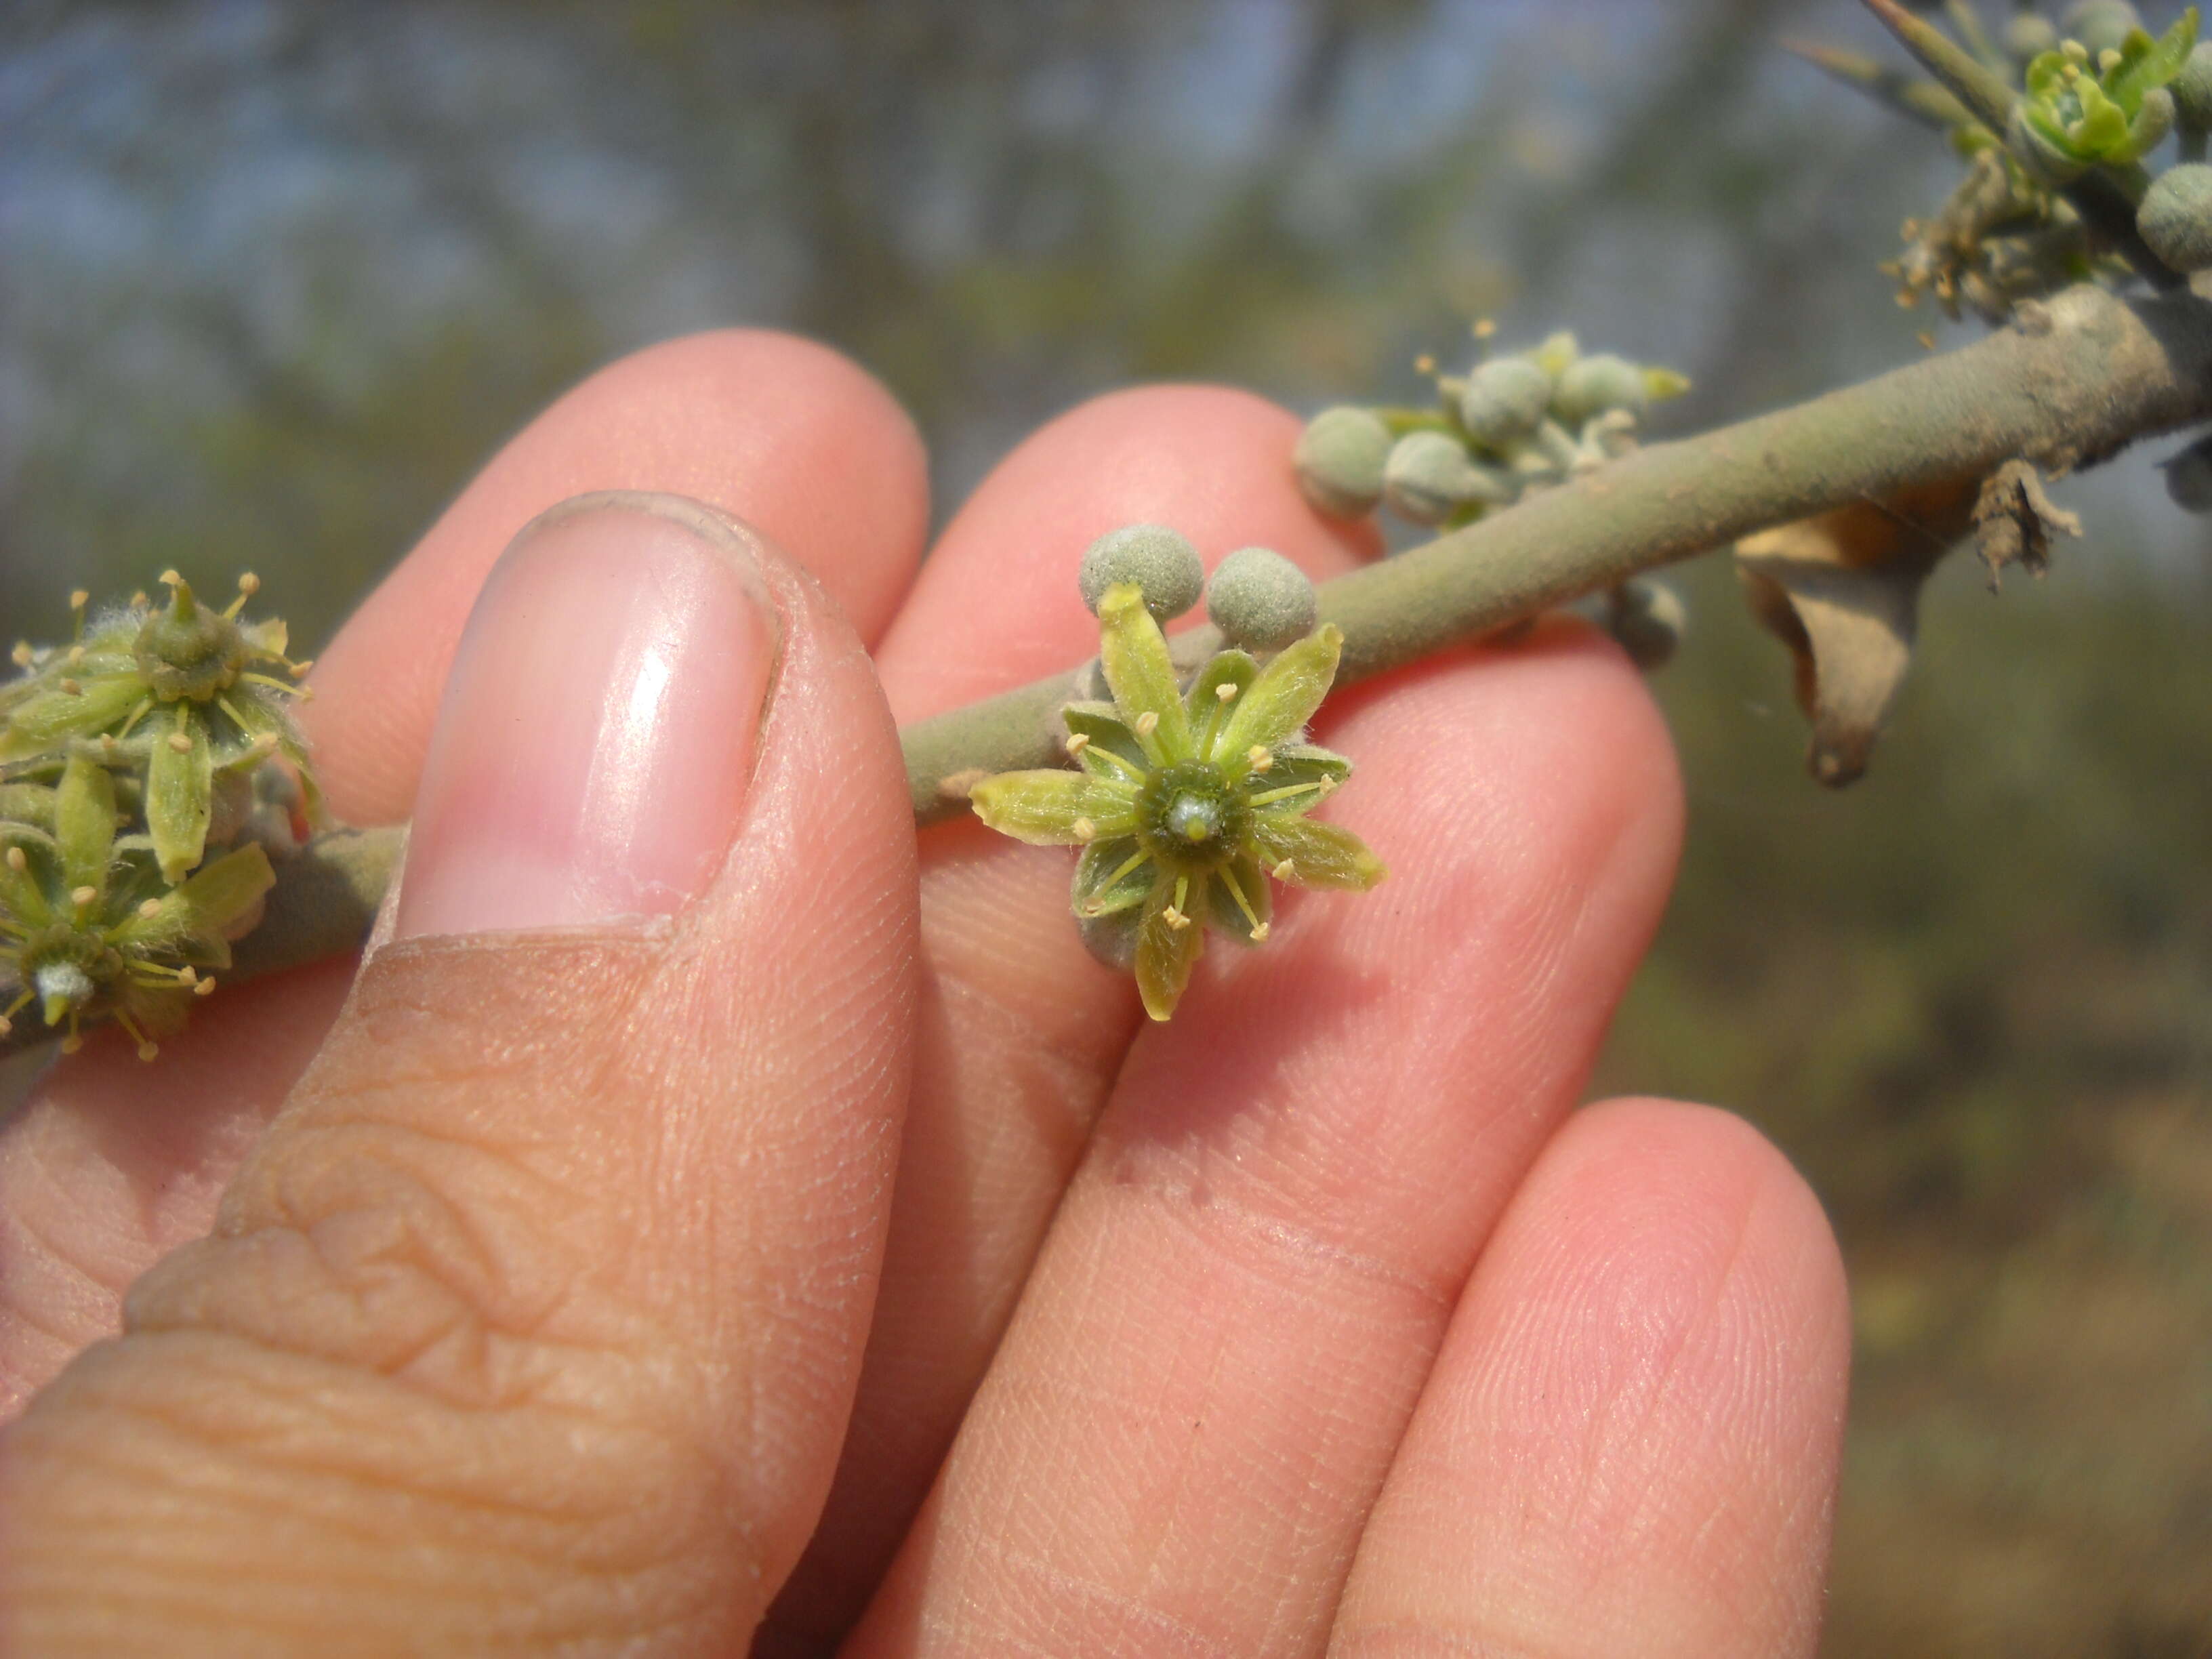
[1292,331,1689,531]
[1,573,316,1056]
[968,545,1382,1021]
[2010,9,2196,182]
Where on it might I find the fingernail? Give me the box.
[394,493,778,939]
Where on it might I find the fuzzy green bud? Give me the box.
[1206,546,1319,653]
[1456,356,1553,448]
[1293,406,1392,518]
[1382,431,1513,525]
[1553,354,1650,426]
[2138,163,2212,270]
[2161,432,2212,510]
[2062,0,2142,58]
[2007,13,2062,61]
[2173,41,2212,127]
[1078,524,1206,622]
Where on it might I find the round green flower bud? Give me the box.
[1456,356,1553,448]
[1293,406,1392,518]
[2173,42,2212,129]
[1553,354,1650,426]
[2161,432,2212,512]
[2132,85,2177,155]
[1382,431,1511,525]
[2138,163,2212,272]
[1206,545,1318,653]
[2062,0,2141,58]
[1078,524,1206,621]
[2006,13,2061,60]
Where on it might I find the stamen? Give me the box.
[159,569,183,588]
[224,572,260,619]
[5,847,25,872]
[1065,732,1091,758]
[194,975,217,997]
[60,678,82,697]
[1250,922,1271,942]
[1247,780,1326,808]
[138,897,163,918]
[1247,745,1272,773]
[1071,816,1097,842]
[1214,682,1237,702]
[1271,858,1295,880]
[9,642,31,669]
[288,657,315,678]
[1090,745,1147,783]
[1218,863,1264,939]
[1134,710,1159,737]
[130,590,148,608]
[166,730,194,754]
[1162,906,1190,931]
[66,645,85,666]
[115,1008,157,1061]
[70,884,97,908]
[115,697,152,741]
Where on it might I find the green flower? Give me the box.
[1,753,274,1058]
[969,580,1384,1021]
[2,572,319,881]
[2015,9,2197,173]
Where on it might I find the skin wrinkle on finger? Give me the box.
[761,386,1379,1654]
[1325,1103,1849,1659]
[844,636,1685,1657]
[1,532,922,1654]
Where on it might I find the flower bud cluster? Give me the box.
[1293,332,1689,531]
[0,574,319,1057]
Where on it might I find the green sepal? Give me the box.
[1186,649,1258,759]
[53,755,117,896]
[2106,9,2198,114]
[0,827,56,929]
[1097,582,1194,764]
[969,769,1134,846]
[0,674,146,762]
[1643,366,1692,402]
[148,705,214,883]
[117,842,275,966]
[0,782,55,828]
[1134,873,1207,1021]
[1061,701,1150,782]
[1214,623,1343,765]
[1252,814,1387,890]
[1072,835,1152,918]
[1265,743,1353,793]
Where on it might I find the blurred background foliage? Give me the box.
[3,1,2209,1651]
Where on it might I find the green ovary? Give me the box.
[1134,759,1249,874]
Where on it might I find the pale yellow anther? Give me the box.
[136,1040,158,1061]
[166,731,194,754]
[1134,710,1159,737]
[178,966,197,986]
[138,897,163,918]
[1065,731,1091,757]
[9,642,31,668]
[1248,745,1272,773]
[237,572,261,596]
[1215,682,1237,702]
[70,885,96,908]
[1271,858,1295,880]
[130,590,148,608]
[194,977,217,997]
[60,1033,83,1054]
[1072,816,1097,842]
[159,569,183,588]
[1162,905,1191,931]
[5,848,25,873]
[67,646,85,665]
[60,678,82,697]
[1250,922,1271,943]
[68,589,89,611]
[0,1016,12,1038]
[290,657,315,677]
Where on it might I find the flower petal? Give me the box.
[970,769,1133,846]
[117,842,274,963]
[0,674,146,763]
[1072,835,1153,918]
[1186,649,1258,760]
[1098,582,1193,763]
[54,755,117,897]
[1214,623,1343,766]
[148,705,214,883]
[1264,743,1353,793]
[1061,701,1150,784]
[1252,813,1387,890]
[0,827,56,929]
[1135,876,1208,1021]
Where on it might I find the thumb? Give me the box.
[1,493,919,1654]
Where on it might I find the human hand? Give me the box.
[0,333,1849,1656]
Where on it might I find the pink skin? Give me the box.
[0,334,1848,1655]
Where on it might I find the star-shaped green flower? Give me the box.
[0,753,274,1058]
[1,572,319,881]
[970,580,1385,1021]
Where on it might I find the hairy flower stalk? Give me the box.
[969,580,1383,1021]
